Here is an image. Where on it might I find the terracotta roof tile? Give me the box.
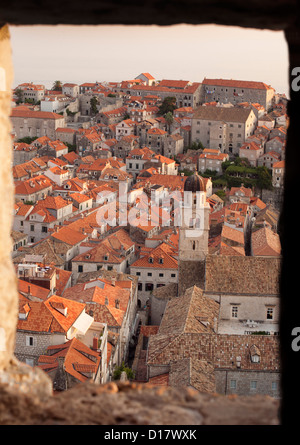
[251,226,281,257]
[11,109,64,120]
[51,226,87,246]
[205,255,281,295]
[202,78,273,90]
[38,337,100,383]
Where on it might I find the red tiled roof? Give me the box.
[11,109,64,120]
[15,175,54,196]
[273,160,285,168]
[202,78,273,90]
[240,141,262,151]
[56,127,76,133]
[62,83,78,87]
[55,268,72,296]
[140,73,155,80]
[131,243,178,269]
[69,194,90,206]
[18,279,50,301]
[147,128,167,135]
[17,294,86,334]
[252,226,281,257]
[221,225,245,246]
[38,337,100,383]
[51,226,87,246]
[229,185,253,197]
[140,325,159,337]
[62,151,80,163]
[159,79,190,89]
[147,373,169,386]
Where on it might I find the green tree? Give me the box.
[256,166,273,195]
[214,189,226,200]
[90,96,99,115]
[15,88,23,104]
[180,169,194,176]
[17,136,38,144]
[164,111,174,134]
[158,96,177,116]
[234,156,250,167]
[52,80,62,91]
[65,143,76,153]
[113,362,135,381]
[188,141,204,151]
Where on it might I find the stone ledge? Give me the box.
[0,379,280,425]
[0,0,297,29]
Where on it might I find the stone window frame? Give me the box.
[0,6,298,425]
[230,379,237,390]
[25,335,35,347]
[230,304,240,319]
[266,306,275,320]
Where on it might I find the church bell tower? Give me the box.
[178,172,210,296]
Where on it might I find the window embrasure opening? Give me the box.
[3,22,289,423]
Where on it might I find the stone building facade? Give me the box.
[178,173,210,296]
[191,106,257,155]
[13,143,37,165]
[11,109,65,140]
[146,286,281,398]
[204,255,281,335]
[200,79,275,111]
[164,133,184,157]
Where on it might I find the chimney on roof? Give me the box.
[57,356,65,371]
[213,317,218,333]
[92,336,98,351]
[115,299,120,309]
[111,277,116,287]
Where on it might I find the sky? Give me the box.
[9,24,290,97]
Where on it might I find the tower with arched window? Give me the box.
[178,172,210,296]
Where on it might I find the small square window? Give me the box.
[146,283,153,291]
[230,380,236,389]
[147,272,152,277]
[26,336,34,346]
[272,382,278,391]
[267,307,274,320]
[250,381,257,390]
[231,306,238,318]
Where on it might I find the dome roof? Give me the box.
[184,172,206,193]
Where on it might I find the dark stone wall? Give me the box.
[279,24,300,427]
[0,0,297,28]
[178,260,206,296]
